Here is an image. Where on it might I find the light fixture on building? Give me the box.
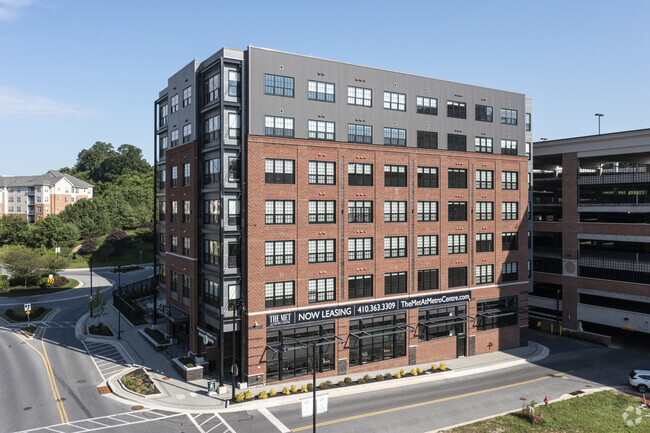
[594,113,604,134]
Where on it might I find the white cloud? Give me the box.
[0,85,97,120]
[0,0,36,21]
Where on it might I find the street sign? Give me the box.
[88,294,95,301]
[231,365,238,376]
[25,311,31,315]
[301,394,328,418]
[55,247,60,254]
[47,278,54,284]
[207,380,217,396]
[24,303,31,312]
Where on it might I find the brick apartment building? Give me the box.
[0,170,93,223]
[154,46,533,386]
[531,129,650,337]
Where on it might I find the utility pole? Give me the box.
[594,113,604,134]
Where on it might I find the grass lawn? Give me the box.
[22,326,37,337]
[444,390,648,433]
[66,237,154,269]
[1,307,52,323]
[0,279,79,297]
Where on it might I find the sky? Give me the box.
[1,0,649,175]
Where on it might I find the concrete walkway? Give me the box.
[76,303,549,413]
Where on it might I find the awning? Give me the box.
[159,304,190,324]
[419,314,476,327]
[477,309,517,319]
[266,335,344,353]
[349,323,415,339]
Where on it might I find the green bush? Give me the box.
[363,374,370,382]
[0,275,9,291]
[244,390,252,400]
[269,389,277,397]
[356,377,366,384]
[344,376,352,384]
[235,393,244,402]
[384,373,393,380]
[376,374,384,381]
[258,391,268,399]
[290,385,297,393]
[337,380,346,387]
[282,387,290,395]
[319,380,332,390]
[300,385,308,393]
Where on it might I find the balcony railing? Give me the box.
[533,247,562,258]
[579,253,650,284]
[578,172,650,185]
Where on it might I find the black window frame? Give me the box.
[348,86,372,107]
[384,201,407,223]
[417,235,438,256]
[448,133,467,152]
[476,264,494,284]
[417,166,438,188]
[447,100,466,118]
[348,124,373,144]
[384,236,407,258]
[348,163,373,186]
[448,201,467,221]
[418,269,439,291]
[475,137,493,153]
[476,233,494,252]
[448,266,467,288]
[348,274,373,299]
[416,96,438,115]
[501,108,518,125]
[501,232,519,251]
[501,139,518,156]
[308,277,336,303]
[265,115,295,138]
[308,119,335,141]
[265,281,295,308]
[384,127,406,146]
[477,296,518,331]
[265,158,295,184]
[448,168,467,188]
[265,240,295,266]
[417,130,438,149]
[502,171,519,190]
[308,161,335,185]
[476,201,494,221]
[348,200,373,223]
[502,262,519,282]
[475,104,493,122]
[476,170,494,189]
[308,239,336,263]
[384,164,407,187]
[348,237,373,261]
[448,234,467,254]
[308,200,336,224]
[502,202,519,220]
[265,200,295,225]
[265,73,295,97]
[308,80,335,102]
[385,272,407,294]
[417,201,438,222]
[383,91,406,111]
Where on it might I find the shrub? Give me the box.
[344,376,352,384]
[244,390,252,400]
[431,364,437,371]
[439,363,447,371]
[269,388,277,397]
[375,374,384,381]
[290,385,297,393]
[363,374,370,382]
[235,393,244,402]
[356,377,366,384]
[258,391,268,399]
[384,373,393,380]
[399,369,406,376]
[337,380,346,387]
[319,381,331,390]
[394,372,402,379]
[416,367,423,374]
[300,385,308,393]
[410,369,418,376]
[0,275,9,291]
[307,383,313,391]
[282,387,290,395]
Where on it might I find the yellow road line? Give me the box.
[292,371,571,431]
[42,329,69,423]
[13,330,68,424]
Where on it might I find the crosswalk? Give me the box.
[0,321,75,331]
[81,340,130,381]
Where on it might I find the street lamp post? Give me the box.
[89,255,93,318]
[117,265,122,340]
[231,300,246,402]
[595,113,604,134]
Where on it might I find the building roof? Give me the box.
[0,170,93,189]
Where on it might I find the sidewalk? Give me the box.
[77,303,548,413]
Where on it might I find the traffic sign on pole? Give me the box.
[24,303,31,312]
[88,294,95,302]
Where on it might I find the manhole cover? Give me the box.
[23,407,32,411]
[569,390,584,396]
[520,398,527,401]
[57,398,66,402]
[162,376,170,380]
[77,380,86,384]
[131,405,144,410]
[585,385,592,388]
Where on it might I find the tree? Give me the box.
[78,238,97,255]
[0,246,42,287]
[40,253,69,275]
[30,215,79,249]
[0,216,31,245]
[75,141,115,175]
[89,287,107,324]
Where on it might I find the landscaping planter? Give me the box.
[138,328,171,351]
[172,357,204,381]
[119,368,160,397]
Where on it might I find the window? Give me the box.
[308,161,335,185]
[502,202,518,220]
[385,272,407,294]
[417,269,439,292]
[183,124,192,143]
[159,104,168,126]
[171,94,179,113]
[182,86,191,107]
[265,241,294,266]
[417,201,438,222]
[203,279,219,307]
[228,113,240,138]
[204,115,220,144]
[227,242,241,268]
[308,120,335,140]
[384,201,407,222]
[265,200,294,224]
[502,232,518,251]
[348,124,372,144]
[182,275,190,299]
[448,168,467,188]
[170,201,178,222]
[308,278,335,303]
[476,265,494,284]
[476,233,494,252]
[169,270,178,294]
[308,80,335,102]
[476,202,494,221]
[416,96,437,115]
[417,131,438,149]
[349,275,373,299]
[417,235,438,256]
[228,70,240,96]
[384,164,406,187]
[502,171,518,190]
[171,235,178,252]
[447,100,466,118]
[204,73,220,103]
[171,129,179,146]
[475,104,493,122]
[525,113,531,131]
[309,200,335,223]
[348,86,372,106]
[526,142,531,160]
[308,239,335,263]
[183,238,191,256]
[477,296,518,330]
[204,240,220,264]
[348,238,372,260]
[384,91,406,111]
[158,233,165,252]
[476,170,493,189]
[159,136,168,158]
[265,74,294,97]
[204,158,220,184]
[228,157,240,182]
[348,162,373,186]
[384,236,407,258]
[348,200,373,223]
[204,199,220,225]
[501,108,517,125]
[158,169,166,190]
[384,127,406,146]
[228,200,240,225]
[349,313,406,366]
[448,201,467,221]
[265,158,295,184]
[183,163,190,186]
[448,267,467,288]
[265,281,294,308]
[475,137,493,153]
[183,200,191,223]
[264,115,294,137]
[418,167,438,188]
[501,139,518,155]
[448,234,467,254]
[418,304,466,341]
[502,262,518,282]
[448,134,467,151]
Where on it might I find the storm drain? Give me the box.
[569,390,585,396]
[97,386,112,395]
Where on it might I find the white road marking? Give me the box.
[187,414,206,433]
[214,412,236,433]
[176,394,186,400]
[259,408,291,433]
[81,340,106,381]
[199,414,217,426]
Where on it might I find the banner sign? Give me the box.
[267,291,471,327]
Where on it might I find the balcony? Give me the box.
[533,247,562,258]
[578,250,650,284]
[578,171,649,185]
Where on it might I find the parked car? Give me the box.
[629,370,650,393]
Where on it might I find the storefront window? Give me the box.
[349,313,406,366]
[418,304,466,341]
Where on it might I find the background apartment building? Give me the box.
[154,46,532,386]
[0,170,93,223]
[531,129,650,338]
